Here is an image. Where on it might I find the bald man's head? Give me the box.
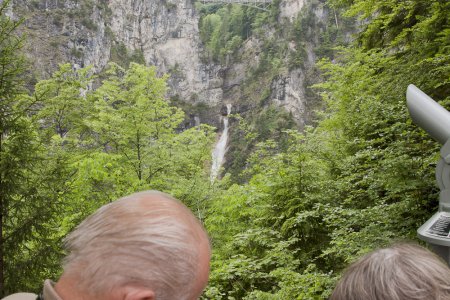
[59,191,210,300]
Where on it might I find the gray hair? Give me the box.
[63,191,209,300]
[330,243,450,300]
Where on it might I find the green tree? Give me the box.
[90,63,184,184]
[0,1,35,294]
[0,1,71,294]
[34,64,93,141]
[1,55,216,294]
[200,14,222,45]
[199,5,250,62]
[76,62,215,215]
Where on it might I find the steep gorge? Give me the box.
[9,0,342,177]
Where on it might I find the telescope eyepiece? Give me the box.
[406,84,450,145]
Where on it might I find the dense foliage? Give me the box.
[203,0,450,298]
[0,4,215,293]
[1,0,449,298]
[197,3,279,63]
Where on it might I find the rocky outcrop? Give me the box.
[8,0,111,77]
[107,0,222,105]
[9,0,221,106]
[9,0,328,125]
[279,0,306,21]
[270,70,307,126]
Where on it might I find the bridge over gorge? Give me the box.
[201,0,272,11]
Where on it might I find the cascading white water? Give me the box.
[194,116,201,127]
[210,104,232,181]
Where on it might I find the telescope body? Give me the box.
[407,84,450,265]
[407,84,450,144]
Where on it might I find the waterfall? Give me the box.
[194,116,200,127]
[210,104,232,181]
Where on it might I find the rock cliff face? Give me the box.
[271,2,328,127]
[107,0,223,105]
[10,0,220,106]
[279,0,306,21]
[9,0,328,126]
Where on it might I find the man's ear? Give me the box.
[123,286,155,300]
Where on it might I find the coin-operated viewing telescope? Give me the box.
[407,84,450,265]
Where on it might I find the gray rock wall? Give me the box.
[9,0,327,124]
[107,0,222,105]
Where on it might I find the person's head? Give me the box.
[330,243,450,300]
[56,190,211,300]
